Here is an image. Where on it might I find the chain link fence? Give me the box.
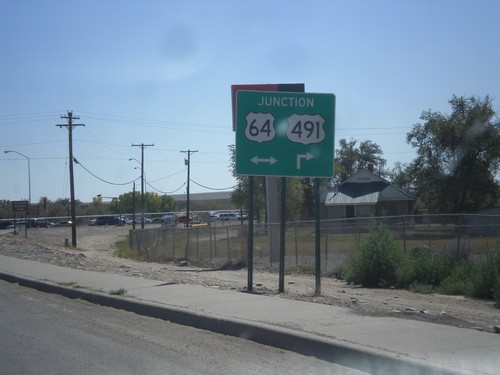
[129,214,500,274]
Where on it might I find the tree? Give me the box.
[46,198,71,217]
[334,138,386,184]
[0,200,12,219]
[406,95,500,213]
[279,178,304,221]
[388,161,414,193]
[112,191,176,214]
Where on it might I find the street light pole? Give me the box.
[4,150,31,206]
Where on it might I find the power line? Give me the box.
[148,168,186,183]
[73,157,140,186]
[189,179,235,191]
[145,180,186,195]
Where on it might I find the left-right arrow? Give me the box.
[251,156,277,165]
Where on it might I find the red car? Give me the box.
[177,215,192,223]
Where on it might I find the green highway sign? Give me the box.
[235,90,335,177]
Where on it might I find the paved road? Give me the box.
[0,280,367,375]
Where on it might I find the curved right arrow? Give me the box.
[296,152,313,169]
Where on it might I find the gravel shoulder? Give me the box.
[1,226,499,334]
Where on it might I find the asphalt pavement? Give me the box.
[0,254,498,375]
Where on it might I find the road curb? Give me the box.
[0,271,470,375]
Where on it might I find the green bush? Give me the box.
[409,247,454,286]
[494,278,500,302]
[438,250,500,299]
[344,221,407,288]
[439,261,476,295]
[469,250,500,299]
[341,220,500,301]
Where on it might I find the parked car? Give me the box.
[0,220,14,229]
[7,222,27,229]
[53,221,72,227]
[31,219,54,227]
[95,216,123,226]
[161,213,177,225]
[177,215,192,223]
[126,217,153,225]
[218,213,238,221]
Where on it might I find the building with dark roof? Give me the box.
[324,168,415,219]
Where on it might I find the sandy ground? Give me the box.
[1,225,499,334]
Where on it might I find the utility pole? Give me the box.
[132,143,154,229]
[132,181,136,230]
[56,111,84,247]
[180,149,197,227]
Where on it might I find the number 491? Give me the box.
[286,114,325,145]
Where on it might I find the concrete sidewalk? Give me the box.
[0,254,498,375]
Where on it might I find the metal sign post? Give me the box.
[12,200,29,237]
[236,90,335,295]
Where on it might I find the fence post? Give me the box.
[324,230,328,266]
[184,228,190,259]
[227,226,230,261]
[155,230,160,260]
[356,217,360,249]
[427,223,431,251]
[173,227,176,259]
[209,227,213,260]
[294,222,298,266]
[196,229,199,260]
[403,215,407,253]
[456,213,462,258]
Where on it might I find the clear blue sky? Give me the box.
[1,0,499,203]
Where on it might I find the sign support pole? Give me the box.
[266,176,279,264]
[247,176,254,292]
[314,178,321,296]
[278,177,287,293]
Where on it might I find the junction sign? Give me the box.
[235,90,335,177]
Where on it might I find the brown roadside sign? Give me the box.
[12,200,29,212]
[29,204,40,216]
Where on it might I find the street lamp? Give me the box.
[4,150,31,205]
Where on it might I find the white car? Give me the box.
[217,213,238,221]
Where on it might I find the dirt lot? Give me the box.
[1,225,499,334]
